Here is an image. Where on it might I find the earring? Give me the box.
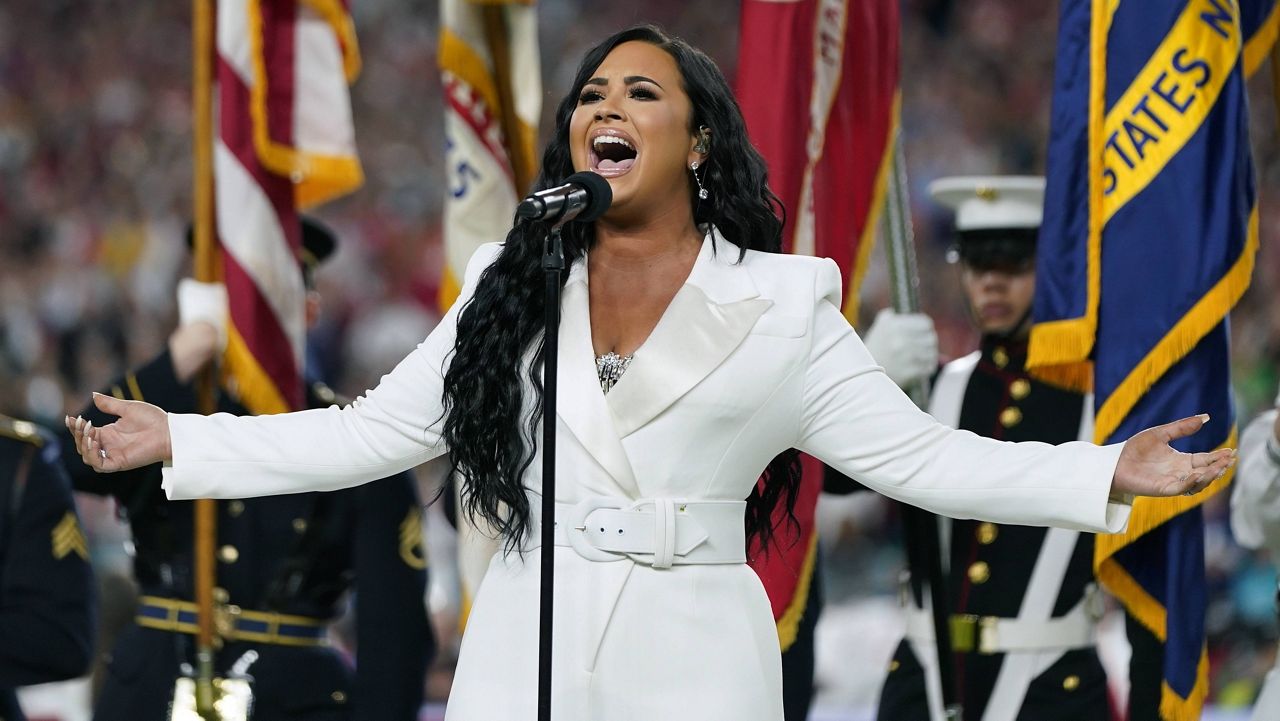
[691,161,709,200]
[694,126,712,154]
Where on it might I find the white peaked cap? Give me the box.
[927,176,1046,231]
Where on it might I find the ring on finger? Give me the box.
[98,448,108,460]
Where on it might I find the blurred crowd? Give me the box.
[2,0,1279,715]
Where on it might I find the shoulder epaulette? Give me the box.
[0,414,45,447]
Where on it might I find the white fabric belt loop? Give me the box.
[653,498,676,569]
[527,495,746,566]
[905,589,1102,654]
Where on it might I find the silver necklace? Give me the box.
[595,351,634,394]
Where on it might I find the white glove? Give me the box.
[862,308,939,388]
[176,278,229,353]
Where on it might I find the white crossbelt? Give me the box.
[525,495,747,568]
[904,587,1102,655]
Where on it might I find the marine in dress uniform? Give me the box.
[60,220,433,721]
[0,415,95,721]
[876,177,1109,721]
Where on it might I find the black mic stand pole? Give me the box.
[538,218,567,721]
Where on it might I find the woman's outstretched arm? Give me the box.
[796,259,1233,533]
[67,243,504,500]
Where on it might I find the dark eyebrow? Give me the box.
[625,75,662,89]
[583,76,664,89]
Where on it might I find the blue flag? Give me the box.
[1030,1,1276,717]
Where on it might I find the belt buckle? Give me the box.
[565,497,625,562]
[214,603,242,646]
[950,614,978,653]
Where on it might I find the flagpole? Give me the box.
[192,0,220,716]
[480,5,536,193]
[880,132,962,721]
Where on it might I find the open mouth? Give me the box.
[589,131,638,177]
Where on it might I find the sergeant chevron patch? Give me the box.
[52,512,89,561]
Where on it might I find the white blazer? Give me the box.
[162,228,1129,721]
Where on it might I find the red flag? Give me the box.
[737,0,900,648]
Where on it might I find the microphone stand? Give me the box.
[538,219,566,721]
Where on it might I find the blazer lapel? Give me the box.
[606,231,771,438]
[556,262,641,496]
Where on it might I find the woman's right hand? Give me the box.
[65,392,172,472]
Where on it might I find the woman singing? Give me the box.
[69,26,1233,721]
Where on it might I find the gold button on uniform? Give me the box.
[977,523,999,545]
[993,347,1009,368]
[1062,674,1080,691]
[1000,407,1022,428]
[968,561,990,584]
[213,587,230,604]
[218,545,239,564]
[888,660,900,672]
[292,518,308,534]
[1010,379,1031,400]
[331,691,347,703]
[228,500,245,517]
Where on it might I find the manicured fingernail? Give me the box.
[1198,413,1210,424]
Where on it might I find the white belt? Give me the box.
[526,495,746,568]
[905,588,1102,654]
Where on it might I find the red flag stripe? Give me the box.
[257,0,298,151]
[218,55,302,255]
[223,252,304,409]
[216,0,304,412]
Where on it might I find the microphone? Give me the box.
[515,171,612,224]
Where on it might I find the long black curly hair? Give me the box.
[441,25,802,554]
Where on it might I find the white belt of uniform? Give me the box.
[904,584,1104,654]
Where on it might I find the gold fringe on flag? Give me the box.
[774,531,819,652]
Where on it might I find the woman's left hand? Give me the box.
[1111,414,1236,497]
[64,392,172,473]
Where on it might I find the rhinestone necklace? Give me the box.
[595,351,634,395]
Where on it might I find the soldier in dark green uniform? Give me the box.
[60,219,434,721]
[0,413,95,721]
[876,177,1110,721]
